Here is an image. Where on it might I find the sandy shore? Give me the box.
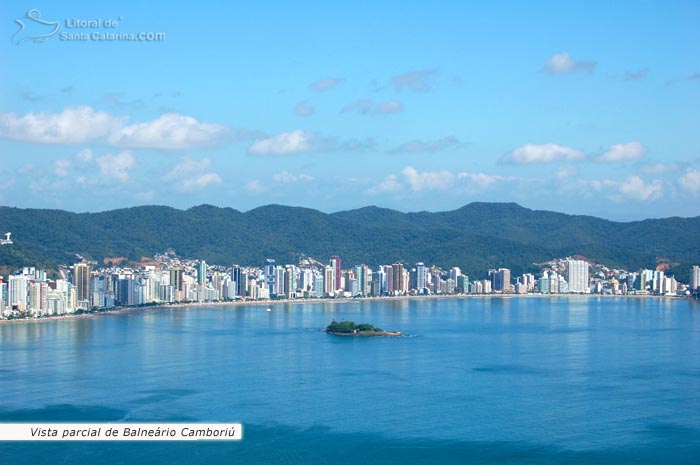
[0,292,690,325]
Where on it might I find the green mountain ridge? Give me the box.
[0,203,698,278]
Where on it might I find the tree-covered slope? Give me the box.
[0,203,698,278]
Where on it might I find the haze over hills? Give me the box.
[0,202,699,278]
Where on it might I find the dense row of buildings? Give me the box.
[1,252,699,319]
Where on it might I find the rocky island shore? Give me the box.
[325,320,402,337]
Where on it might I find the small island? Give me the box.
[325,320,402,337]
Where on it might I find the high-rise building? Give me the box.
[74,263,91,305]
[416,263,427,291]
[324,266,335,296]
[383,265,394,294]
[458,275,470,294]
[371,271,383,296]
[487,269,498,290]
[197,260,208,285]
[652,270,665,293]
[300,268,315,293]
[690,266,700,292]
[330,256,342,291]
[391,263,404,293]
[274,266,285,297]
[449,267,461,284]
[169,268,184,292]
[265,259,276,296]
[498,268,511,292]
[567,259,589,293]
[638,269,654,291]
[28,281,49,313]
[0,279,7,309]
[362,265,372,296]
[312,271,324,297]
[488,268,511,292]
[284,265,298,298]
[354,266,364,296]
[231,265,242,297]
[8,275,29,310]
[539,271,550,294]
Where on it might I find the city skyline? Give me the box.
[1,1,699,220]
[2,249,698,319]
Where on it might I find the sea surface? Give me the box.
[1,296,700,464]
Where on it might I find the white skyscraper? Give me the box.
[690,266,700,292]
[8,275,29,310]
[567,259,589,293]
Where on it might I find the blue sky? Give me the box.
[1,0,699,220]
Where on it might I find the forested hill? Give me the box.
[0,202,698,277]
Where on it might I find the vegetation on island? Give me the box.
[1,202,700,277]
[326,320,383,334]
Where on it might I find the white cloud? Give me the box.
[248,131,369,155]
[294,101,315,117]
[272,171,315,183]
[562,176,664,202]
[625,69,649,81]
[392,69,437,92]
[0,107,250,151]
[679,168,700,196]
[598,142,647,162]
[457,172,512,189]
[389,136,461,154]
[182,172,222,191]
[502,143,585,164]
[134,191,155,202]
[366,174,402,195]
[544,52,597,74]
[341,99,403,115]
[555,166,578,179]
[110,113,232,150]
[0,178,16,190]
[28,177,69,194]
[616,176,663,201]
[309,77,344,91]
[16,164,38,175]
[95,151,135,183]
[639,162,680,174]
[248,130,315,156]
[369,167,513,194]
[402,166,455,191]
[163,156,221,191]
[50,149,96,179]
[341,100,373,115]
[375,100,403,114]
[75,148,93,163]
[0,106,123,144]
[245,179,267,193]
[561,179,608,199]
[53,159,71,177]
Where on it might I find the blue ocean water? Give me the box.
[1,296,700,464]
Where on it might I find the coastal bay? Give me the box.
[2,296,699,464]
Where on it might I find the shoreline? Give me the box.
[326,330,403,337]
[0,292,694,325]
